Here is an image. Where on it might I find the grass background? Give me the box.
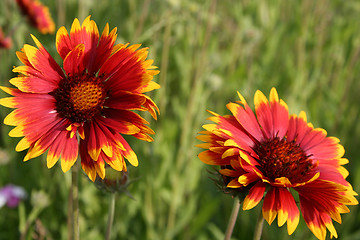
[0,0,359,239]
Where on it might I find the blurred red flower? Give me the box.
[0,28,12,49]
[16,0,55,34]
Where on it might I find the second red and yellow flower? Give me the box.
[197,88,358,240]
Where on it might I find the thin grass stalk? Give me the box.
[175,0,217,171]
[57,0,66,27]
[105,193,116,240]
[78,0,87,22]
[67,187,73,240]
[72,160,80,240]
[0,0,11,85]
[253,209,264,240]
[133,0,151,40]
[158,10,172,114]
[166,0,217,236]
[224,199,241,240]
[19,205,44,240]
[4,0,12,25]
[333,44,360,131]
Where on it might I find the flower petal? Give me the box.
[117,134,139,167]
[262,187,278,225]
[277,188,299,234]
[254,89,273,139]
[198,150,231,165]
[299,196,333,240]
[270,90,289,138]
[90,23,117,72]
[242,181,266,210]
[105,91,146,110]
[56,26,72,59]
[226,101,264,142]
[80,141,97,182]
[22,35,64,83]
[63,44,85,75]
[238,172,259,186]
[100,45,154,93]
[262,187,300,235]
[9,76,57,93]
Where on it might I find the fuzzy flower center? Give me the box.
[52,72,106,123]
[70,81,103,111]
[253,137,313,183]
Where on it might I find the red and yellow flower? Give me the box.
[16,0,55,34]
[197,88,358,240]
[0,16,160,181]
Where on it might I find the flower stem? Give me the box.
[253,209,264,240]
[105,193,116,240]
[224,199,241,240]
[72,160,80,240]
[56,0,66,27]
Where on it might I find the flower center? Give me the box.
[253,137,313,183]
[52,72,106,123]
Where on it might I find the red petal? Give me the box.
[56,26,72,60]
[262,187,300,235]
[269,88,289,139]
[100,46,146,91]
[10,76,57,93]
[63,44,85,75]
[314,165,349,187]
[287,113,311,144]
[277,188,299,234]
[142,95,159,119]
[85,121,105,161]
[116,133,138,166]
[57,16,100,71]
[262,187,278,224]
[198,150,231,165]
[307,137,344,160]
[226,102,263,142]
[90,23,117,73]
[19,112,63,146]
[299,195,337,240]
[57,132,78,172]
[2,93,56,126]
[79,140,97,182]
[103,108,154,139]
[101,148,125,172]
[105,91,146,110]
[208,113,255,153]
[22,37,64,83]
[238,172,259,186]
[95,116,140,136]
[242,181,266,210]
[254,90,273,139]
[219,169,241,178]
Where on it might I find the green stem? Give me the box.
[133,0,151,40]
[19,206,42,240]
[78,0,87,21]
[224,199,241,240]
[105,193,116,240]
[72,161,80,240]
[56,0,66,27]
[166,1,217,236]
[157,9,172,115]
[67,187,73,240]
[253,209,264,240]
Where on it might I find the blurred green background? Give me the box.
[0,0,359,239]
